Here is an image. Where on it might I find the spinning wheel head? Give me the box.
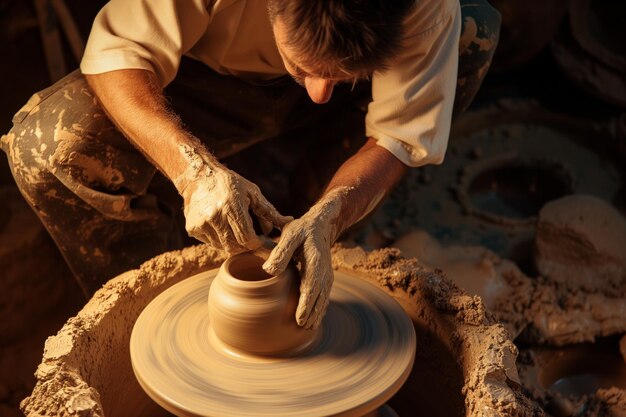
[131,255,416,417]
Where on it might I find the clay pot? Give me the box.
[208,251,316,356]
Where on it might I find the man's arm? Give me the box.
[85,69,194,180]
[85,69,292,252]
[263,138,407,329]
[323,138,407,236]
[264,0,461,329]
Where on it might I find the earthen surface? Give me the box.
[521,277,626,346]
[392,227,626,347]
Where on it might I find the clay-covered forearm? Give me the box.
[323,137,407,240]
[84,69,219,187]
[262,138,407,328]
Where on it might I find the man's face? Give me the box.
[273,18,353,104]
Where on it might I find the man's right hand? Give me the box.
[85,70,292,253]
[178,164,293,254]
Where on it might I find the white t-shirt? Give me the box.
[80,0,461,167]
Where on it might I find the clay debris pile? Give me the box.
[527,195,626,346]
[393,229,537,340]
[535,195,626,297]
[392,194,626,416]
[20,246,227,417]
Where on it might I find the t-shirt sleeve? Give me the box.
[365,0,461,167]
[80,0,211,86]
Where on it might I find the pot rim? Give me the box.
[221,252,280,287]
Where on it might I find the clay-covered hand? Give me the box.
[178,164,292,254]
[262,188,346,329]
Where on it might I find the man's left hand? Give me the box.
[262,188,346,330]
[262,138,408,330]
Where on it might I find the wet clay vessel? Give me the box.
[208,252,316,356]
[130,251,416,417]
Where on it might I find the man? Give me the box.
[2,0,499,329]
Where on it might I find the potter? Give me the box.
[2,0,500,325]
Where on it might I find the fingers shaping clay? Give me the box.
[130,252,416,417]
[208,252,317,355]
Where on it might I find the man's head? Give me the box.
[268,0,415,104]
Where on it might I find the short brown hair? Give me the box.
[267,0,415,79]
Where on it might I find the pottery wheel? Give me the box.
[131,269,416,417]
